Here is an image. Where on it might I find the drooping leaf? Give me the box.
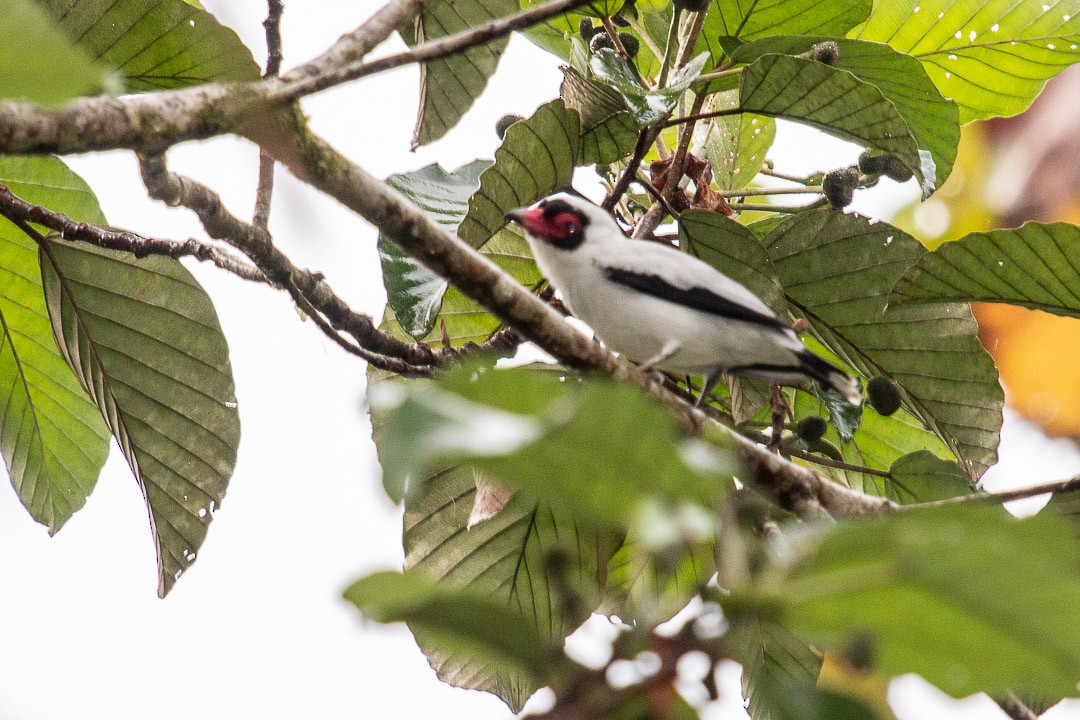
[0,0,113,103]
[560,66,639,166]
[852,0,1080,123]
[34,0,260,90]
[344,569,564,684]
[0,157,110,532]
[739,54,932,195]
[40,238,240,597]
[590,48,709,125]
[890,222,1080,319]
[400,466,618,711]
[764,505,1080,698]
[732,37,959,192]
[407,0,519,147]
[701,91,776,191]
[888,450,973,503]
[458,99,581,247]
[378,161,490,340]
[706,0,872,42]
[726,614,876,720]
[764,209,1003,480]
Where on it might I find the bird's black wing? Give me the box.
[602,266,792,331]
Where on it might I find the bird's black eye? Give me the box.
[551,210,583,239]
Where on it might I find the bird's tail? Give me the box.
[797,350,862,405]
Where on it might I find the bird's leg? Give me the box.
[696,368,723,408]
[767,384,789,452]
[637,340,682,372]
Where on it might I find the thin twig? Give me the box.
[137,154,437,376]
[761,167,822,185]
[272,0,596,101]
[997,693,1040,720]
[729,198,827,213]
[722,185,823,198]
[634,171,680,218]
[784,446,891,479]
[0,184,266,282]
[659,106,742,128]
[254,0,285,230]
[909,474,1080,510]
[601,128,656,212]
[263,0,284,77]
[655,7,681,88]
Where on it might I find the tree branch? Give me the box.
[242,112,894,522]
[271,0,596,101]
[0,184,265,282]
[137,153,437,376]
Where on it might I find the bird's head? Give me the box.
[506,193,609,250]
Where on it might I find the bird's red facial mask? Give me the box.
[508,199,589,249]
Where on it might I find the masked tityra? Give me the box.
[506,192,861,406]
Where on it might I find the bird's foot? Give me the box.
[767,384,790,453]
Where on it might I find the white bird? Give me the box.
[506,192,861,406]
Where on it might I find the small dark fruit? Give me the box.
[858,150,914,182]
[618,33,640,59]
[796,415,828,442]
[495,113,524,140]
[611,13,630,27]
[590,32,615,52]
[673,0,711,11]
[867,376,902,416]
[822,166,860,209]
[579,17,600,40]
[810,41,840,66]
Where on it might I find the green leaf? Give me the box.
[679,209,789,315]
[378,161,489,339]
[798,390,957,502]
[739,54,933,195]
[764,209,1003,480]
[560,66,639,166]
[817,387,861,441]
[0,157,110,532]
[344,569,562,683]
[590,48,709,125]
[731,37,959,192]
[370,365,735,523]
[888,450,973,503]
[852,0,1080,123]
[0,0,113,103]
[401,465,619,711]
[706,0,872,41]
[702,91,776,191]
[35,0,260,91]
[373,226,541,376]
[890,222,1080,319]
[607,533,716,622]
[728,614,826,720]
[458,99,581,248]
[40,238,240,597]
[408,0,519,147]
[768,505,1080,697]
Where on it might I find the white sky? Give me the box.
[1,2,1079,718]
